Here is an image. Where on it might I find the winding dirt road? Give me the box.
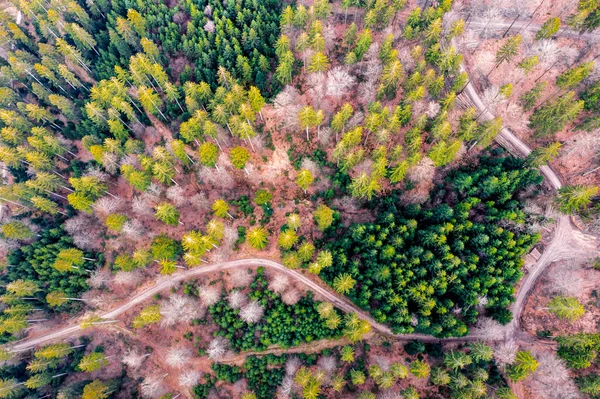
[11,258,478,353]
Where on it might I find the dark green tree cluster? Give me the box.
[556,333,600,369]
[209,268,343,352]
[321,154,542,337]
[106,0,281,92]
[430,342,514,399]
[3,227,100,301]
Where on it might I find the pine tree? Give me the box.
[78,352,109,372]
[548,296,585,321]
[30,196,60,215]
[278,229,299,250]
[308,52,330,73]
[333,273,356,294]
[1,221,34,240]
[527,142,561,167]
[556,185,598,214]
[229,146,250,171]
[154,202,180,225]
[35,343,72,360]
[507,351,539,382]
[556,62,594,90]
[212,199,232,218]
[106,213,128,231]
[341,346,355,362]
[6,279,38,297]
[82,380,110,399]
[296,169,314,193]
[530,91,583,137]
[247,227,269,249]
[199,142,219,168]
[132,304,162,328]
[410,359,430,378]
[298,241,315,261]
[298,106,317,141]
[24,373,51,389]
[313,204,334,231]
[536,17,561,40]
[0,378,23,399]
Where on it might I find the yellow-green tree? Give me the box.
[82,380,110,399]
[313,204,334,231]
[247,227,269,250]
[78,352,109,372]
[154,202,180,225]
[132,304,162,328]
[296,169,314,193]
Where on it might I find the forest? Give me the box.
[0,0,597,396]
[321,154,542,336]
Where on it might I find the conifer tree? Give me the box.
[556,185,598,214]
[296,169,314,193]
[247,227,269,250]
[154,202,179,225]
[78,352,109,372]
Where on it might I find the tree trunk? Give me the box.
[503,14,520,37]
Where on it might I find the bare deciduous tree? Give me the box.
[277,375,294,398]
[131,195,156,216]
[273,86,302,131]
[227,290,248,309]
[166,347,191,368]
[64,214,101,250]
[190,192,211,211]
[179,370,202,388]
[94,197,124,218]
[407,157,435,184]
[285,356,301,376]
[140,375,168,398]
[268,274,290,294]
[160,295,205,327]
[122,219,144,239]
[102,152,119,174]
[494,340,518,368]
[548,266,584,296]
[198,284,221,306]
[326,67,356,98]
[377,391,403,399]
[122,349,149,369]
[239,300,265,324]
[317,356,337,374]
[472,317,507,342]
[281,289,301,305]
[166,186,186,207]
[230,268,253,287]
[113,271,142,287]
[88,269,111,289]
[481,86,507,114]
[84,166,110,182]
[197,165,234,189]
[530,352,580,399]
[207,337,228,360]
[425,102,441,118]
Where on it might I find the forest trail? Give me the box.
[11,257,487,353]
